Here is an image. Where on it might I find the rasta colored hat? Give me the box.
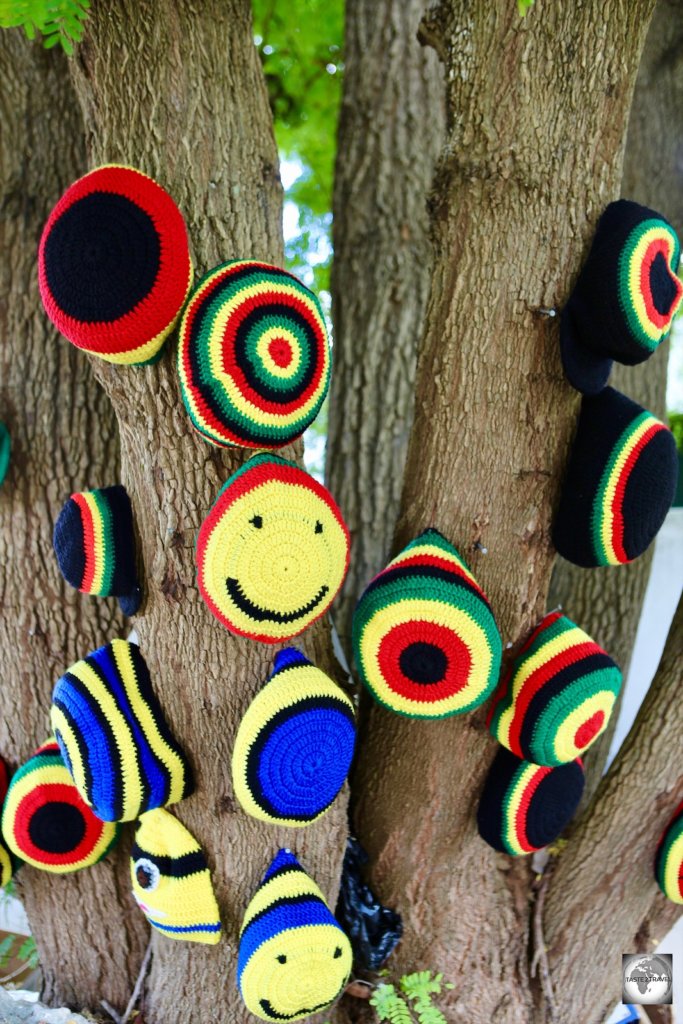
[561,200,683,395]
[53,486,141,616]
[196,453,350,643]
[38,165,192,365]
[553,387,678,567]
[654,801,683,904]
[476,748,585,857]
[131,809,221,944]
[177,260,330,449]
[488,611,622,766]
[238,849,352,1023]
[232,648,356,827]
[0,758,14,886]
[51,639,193,822]
[1,739,120,873]
[351,529,502,719]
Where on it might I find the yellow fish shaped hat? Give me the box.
[130,808,221,944]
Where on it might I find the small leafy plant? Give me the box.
[0,0,90,53]
[517,0,535,16]
[370,970,454,1024]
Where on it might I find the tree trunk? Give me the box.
[68,3,347,1021]
[349,3,658,1022]
[325,0,444,652]
[0,33,149,1010]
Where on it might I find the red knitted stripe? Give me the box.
[513,765,551,853]
[71,492,96,593]
[640,238,683,329]
[376,620,473,703]
[13,783,105,866]
[610,422,665,563]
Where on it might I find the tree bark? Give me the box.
[68,3,347,1021]
[350,3,657,1022]
[325,0,444,652]
[0,32,149,1011]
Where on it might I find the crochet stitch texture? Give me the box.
[654,801,683,904]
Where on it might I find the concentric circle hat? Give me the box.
[51,639,193,822]
[232,648,356,827]
[561,200,683,395]
[1,739,120,873]
[53,485,141,616]
[197,453,350,643]
[552,387,678,567]
[0,758,14,886]
[238,849,352,1023]
[38,165,192,365]
[352,528,502,718]
[487,611,622,766]
[131,809,221,944]
[476,748,585,856]
[178,260,330,448]
[654,801,683,904]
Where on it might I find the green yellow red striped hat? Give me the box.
[654,800,683,904]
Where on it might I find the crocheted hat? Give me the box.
[1,739,120,873]
[38,165,192,365]
[477,748,585,856]
[0,422,10,487]
[488,611,622,766]
[0,758,14,886]
[178,260,331,449]
[131,808,221,944]
[654,801,683,904]
[232,648,356,827]
[53,486,141,616]
[352,529,502,718]
[197,454,350,643]
[561,200,683,394]
[51,639,193,822]
[553,388,678,567]
[238,849,352,1023]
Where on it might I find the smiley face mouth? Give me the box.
[259,997,336,1020]
[132,893,168,919]
[226,578,329,624]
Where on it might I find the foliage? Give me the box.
[370,971,453,1024]
[670,412,683,454]
[0,0,90,52]
[517,0,535,15]
[0,931,39,976]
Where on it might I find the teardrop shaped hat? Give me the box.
[232,648,356,826]
[553,388,678,567]
[38,165,192,365]
[352,529,502,718]
[560,199,682,395]
[654,801,683,904]
[488,611,622,766]
[238,849,352,1022]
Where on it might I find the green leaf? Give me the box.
[517,0,535,16]
[0,935,16,968]
[370,983,414,1024]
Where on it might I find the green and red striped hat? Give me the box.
[654,800,683,904]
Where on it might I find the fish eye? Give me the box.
[333,947,342,959]
[250,515,263,529]
[314,521,323,534]
[276,954,287,964]
[134,857,160,892]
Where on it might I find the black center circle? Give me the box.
[44,192,161,323]
[28,801,86,854]
[649,250,678,317]
[399,641,448,685]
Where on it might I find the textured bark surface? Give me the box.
[68,3,348,1021]
[350,3,658,1022]
[0,32,149,1011]
[325,0,445,651]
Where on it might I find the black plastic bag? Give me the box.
[336,836,402,970]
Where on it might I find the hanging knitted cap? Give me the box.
[38,165,192,365]
[197,454,350,643]
[238,849,352,1023]
[476,748,585,856]
[654,801,683,904]
[1,739,120,874]
[50,639,193,822]
[131,808,221,944]
[487,611,622,766]
[232,648,355,827]
[561,200,683,395]
[177,260,331,449]
[352,529,502,718]
[0,757,14,886]
[553,388,678,567]
[0,422,10,487]
[53,485,141,616]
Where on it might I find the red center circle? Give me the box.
[13,782,105,866]
[377,619,473,704]
[574,710,605,751]
[268,337,293,368]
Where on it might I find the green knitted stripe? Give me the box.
[500,760,529,855]
[617,219,681,349]
[92,489,115,597]
[656,814,683,890]
[590,410,652,565]
[527,666,622,766]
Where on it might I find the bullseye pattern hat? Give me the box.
[53,486,141,616]
[0,758,14,886]
[238,849,352,1022]
[232,648,355,827]
[196,454,350,643]
[178,260,330,448]
[487,612,622,766]
[476,748,585,856]
[131,809,221,944]
[38,165,192,365]
[51,639,193,822]
[1,740,120,873]
[654,801,683,904]
[561,200,683,394]
[351,529,502,718]
[553,388,678,567]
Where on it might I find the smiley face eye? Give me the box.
[250,515,263,529]
[134,857,160,892]
[314,521,323,534]
[277,954,287,964]
[333,946,342,959]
